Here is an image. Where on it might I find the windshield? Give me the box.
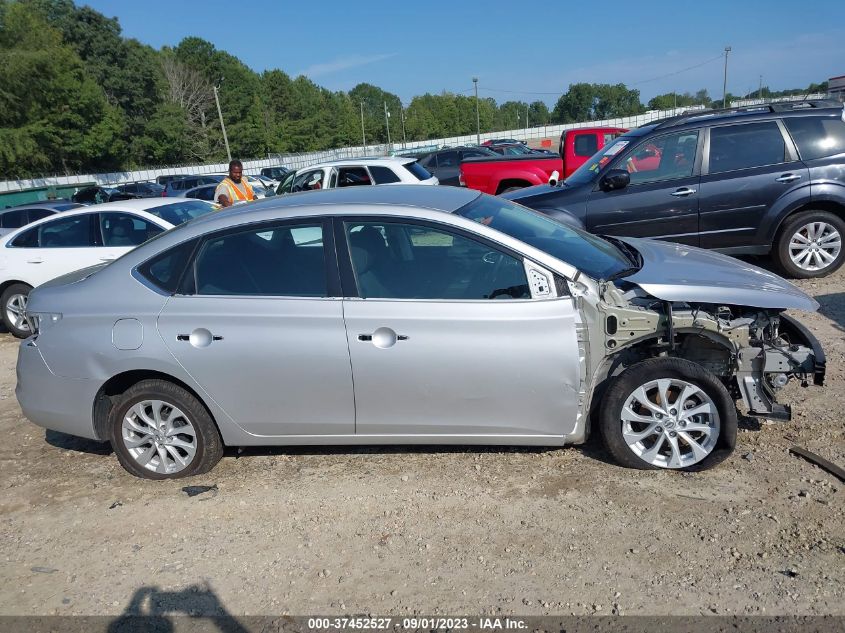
[455,195,633,280]
[145,200,216,226]
[565,133,640,186]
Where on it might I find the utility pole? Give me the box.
[213,81,231,163]
[673,92,677,110]
[473,77,480,145]
[400,103,407,148]
[758,75,763,100]
[525,103,529,134]
[384,101,391,147]
[722,46,731,108]
[516,111,520,130]
[360,102,366,148]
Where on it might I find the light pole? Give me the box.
[360,101,366,148]
[758,75,763,100]
[722,46,731,108]
[525,103,529,134]
[384,101,391,148]
[400,103,407,148]
[213,79,232,163]
[473,77,480,145]
[516,111,520,130]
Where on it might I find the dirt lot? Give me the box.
[0,265,842,619]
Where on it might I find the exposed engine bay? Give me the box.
[578,279,826,423]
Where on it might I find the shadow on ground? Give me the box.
[45,429,112,455]
[108,583,249,633]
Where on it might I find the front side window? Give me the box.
[190,223,326,297]
[784,116,845,161]
[345,221,529,300]
[621,130,700,184]
[292,170,324,192]
[574,133,599,157]
[278,171,296,194]
[100,213,163,247]
[708,121,786,174]
[369,165,402,184]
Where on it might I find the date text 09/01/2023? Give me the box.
[307,617,529,630]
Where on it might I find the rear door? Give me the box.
[156,219,355,436]
[585,129,702,245]
[698,120,808,250]
[338,217,581,437]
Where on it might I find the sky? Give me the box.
[83,0,845,106]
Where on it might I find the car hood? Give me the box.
[617,237,818,311]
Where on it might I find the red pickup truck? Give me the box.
[558,126,627,177]
[460,127,627,195]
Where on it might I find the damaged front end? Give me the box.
[591,280,825,422]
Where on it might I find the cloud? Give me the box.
[297,53,397,78]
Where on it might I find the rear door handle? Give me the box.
[670,187,696,197]
[26,258,43,264]
[99,257,116,262]
[776,173,801,183]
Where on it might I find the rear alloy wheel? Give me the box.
[775,211,845,279]
[109,379,223,479]
[0,283,33,338]
[599,358,736,470]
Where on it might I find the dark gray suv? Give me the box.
[506,100,845,278]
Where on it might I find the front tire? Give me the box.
[598,358,737,471]
[1,283,33,338]
[108,379,223,480]
[774,210,845,278]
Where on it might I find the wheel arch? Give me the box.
[92,369,221,443]
[772,199,845,244]
[0,279,33,296]
[495,178,534,194]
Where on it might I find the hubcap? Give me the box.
[620,378,720,469]
[122,400,197,474]
[5,293,29,333]
[789,222,841,272]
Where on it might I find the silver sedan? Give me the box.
[16,186,825,479]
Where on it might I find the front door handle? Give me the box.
[358,327,408,349]
[99,257,116,262]
[670,187,697,197]
[26,258,43,264]
[776,173,802,183]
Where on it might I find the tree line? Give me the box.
[0,0,830,179]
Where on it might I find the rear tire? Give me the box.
[598,357,736,471]
[108,379,223,480]
[774,210,845,279]
[1,283,33,338]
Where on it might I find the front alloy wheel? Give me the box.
[599,357,737,470]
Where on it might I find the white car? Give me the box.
[278,157,438,194]
[0,198,216,338]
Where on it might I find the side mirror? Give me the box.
[599,169,630,192]
[548,170,560,187]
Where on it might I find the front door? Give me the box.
[339,218,581,437]
[698,120,808,250]
[586,129,702,246]
[157,220,355,436]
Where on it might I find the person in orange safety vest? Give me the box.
[215,159,255,207]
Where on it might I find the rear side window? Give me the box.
[38,215,95,248]
[145,200,215,225]
[436,151,458,167]
[709,121,786,174]
[1,209,29,229]
[190,223,327,297]
[28,209,56,222]
[573,134,599,157]
[404,161,433,181]
[137,239,197,293]
[784,116,845,160]
[369,165,402,184]
[11,227,38,247]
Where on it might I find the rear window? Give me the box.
[403,161,432,181]
[144,200,215,226]
[784,115,845,160]
[369,165,402,184]
[573,134,599,157]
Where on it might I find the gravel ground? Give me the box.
[0,265,842,618]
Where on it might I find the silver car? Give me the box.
[16,186,825,479]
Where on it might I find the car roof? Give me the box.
[299,156,416,171]
[644,99,844,134]
[2,201,79,211]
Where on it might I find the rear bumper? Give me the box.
[15,339,101,440]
